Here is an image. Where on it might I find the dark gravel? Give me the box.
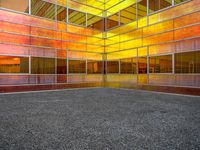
[0,88,200,150]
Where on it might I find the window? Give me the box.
[137,0,147,19]
[0,56,29,73]
[57,59,67,74]
[68,9,86,26]
[120,4,136,25]
[31,57,55,74]
[138,57,147,74]
[175,51,200,73]
[87,61,103,74]
[149,55,172,73]
[174,0,188,5]
[107,61,119,73]
[57,5,67,22]
[107,13,119,30]
[87,14,104,31]
[68,60,86,73]
[31,0,55,20]
[149,0,172,13]
[120,58,137,74]
[0,0,29,13]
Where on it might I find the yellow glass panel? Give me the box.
[120,29,142,42]
[138,47,147,57]
[107,49,137,60]
[138,17,147,28]
[120,39,142,50]
[106,35,119,45]
[105,44,119,53]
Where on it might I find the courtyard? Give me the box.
[0,88,200,149]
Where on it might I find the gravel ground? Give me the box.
[0,88,200,150]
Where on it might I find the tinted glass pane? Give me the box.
[120,4,136,25]
[57,5,66,22]
[138,57,147,74]
[87,14,104,31]
[107,61,119,73]
[149,55,172,73]
[57,59,67,74]
[138,0,147,19]
[107,13,119,30]
[0,0,29,13]
[174,0,187,5]
[120,58,137,74]
[68,9,86,26]
[68,60,86,73]
[31,57,55,74]
[31,0,55,20]
[175,51,200,74]
[0,56,29,73]
[149,0,172,13]
[195,51,200,73]
[87,61,103,74]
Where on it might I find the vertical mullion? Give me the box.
[119,60,121,74]
[172,0,175,6]
[29,56,31,74]
[29,0,31,15]
[86,59,88,74]
[172,53,175,74]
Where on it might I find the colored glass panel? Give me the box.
[0,56,29,73]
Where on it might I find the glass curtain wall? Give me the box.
[0,0,104,86]
[105,0,200,87]
[0,0,200,89]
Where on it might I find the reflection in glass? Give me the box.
[175,51,200,73]
[137,0,147,19]
[68,9,86,26]
[31,57,55,74]
[57,5,67,22]
[120,4,136,25]
[120,58,137,74]
[31,0,56,20]
[0,56,29,73]
[87,14,104,31]
[57,59,67,74]
[68,60,86,73]
[107,13,119,30]
[138,57,147,74]
[174,0,187,5]
[149,55,172,73]
[149,0,172,13]
[107,61,119,73]
[87,61,103,74]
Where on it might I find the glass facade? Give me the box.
[0,0,200,90]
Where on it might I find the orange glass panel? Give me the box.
[143,31,173,46]
[62,42,87,51]
[1,21,30,35]
[143,20,173,37]
[30,37,61,49]
[0,44,29,55]
[0,32,30,45]
[29,47,56,57]
[149,43,175,55]
[31,27,61,39]
[174,24,200,40]
[174,11,200,29]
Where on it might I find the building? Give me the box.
[0,0,200,94]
